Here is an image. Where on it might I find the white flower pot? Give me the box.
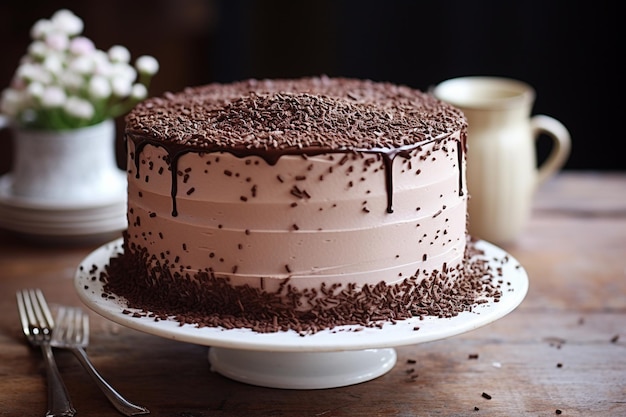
[1,118,126,204]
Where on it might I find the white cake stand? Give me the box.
[75,239,528,389]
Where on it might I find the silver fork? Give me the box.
[51,306,150,416]
[17,289,76,417]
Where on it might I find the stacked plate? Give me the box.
[0,173,127,245]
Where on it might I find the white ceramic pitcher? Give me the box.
[433,76,571,245]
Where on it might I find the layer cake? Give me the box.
[99,76,502,333]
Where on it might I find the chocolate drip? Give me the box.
[132,139,149,180]
[128,135,447,216]
[167,148,194,217]
[457,139,464,197]
[381,153,395,213]
[363,147,414,214]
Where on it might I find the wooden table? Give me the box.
[1,171,625,416]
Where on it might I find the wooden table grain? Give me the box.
[1,171,625,417]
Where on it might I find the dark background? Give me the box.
[1,0,623,172]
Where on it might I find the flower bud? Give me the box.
[64,96,94,119]
[69,55,94,74]
[59,71,84,91]
[41,86,66,108]
[0,89,26,117]
[43,55,64,75]
[28,41,48,59]
[30,19,53,40]
[17,63,52,85]
[26,82,45,100]
[45,32,70,52]
[108,45,131,63]
[136,55,159,76]
[70,37,95,55]
[51,9,84,36]
[89,76,112,99]
[131,83,148,100]
[111,77,132,97]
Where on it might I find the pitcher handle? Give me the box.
[531,114,571,186]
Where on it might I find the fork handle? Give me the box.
[70,346,149,416]
[41,344,76,417]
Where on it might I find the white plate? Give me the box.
[0,201,126,222]
[75,238,528,388]
[0,208,126,230]
[0,173,127,242]
[0,204,126,237]
[0,172,126,210]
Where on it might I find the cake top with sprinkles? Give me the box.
[125,76,467,151]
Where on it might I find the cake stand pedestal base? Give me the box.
[209,347,397,389]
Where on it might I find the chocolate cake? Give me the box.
[98,76,504,333]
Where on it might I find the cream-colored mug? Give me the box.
[433,76,571,245]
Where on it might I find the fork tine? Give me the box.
[53,307,69,343]
[22,290,41,337]
[21,289,53,338]
[33,288,55,332]
[16,290,30,338]
[53,307,84,346]
[66,308,80,345]
[78,308,89,345]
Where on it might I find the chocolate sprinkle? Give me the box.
[126,77,465,151]
[98,237,504,335]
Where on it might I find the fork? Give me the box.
[17,289,76,417]
[51,306,150,416]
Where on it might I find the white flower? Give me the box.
[17,63,52,85]
[15,63,36,81]
[69,37,95,55]
[110,62,137,83]
[88,76,111,99]
[30,19,54,40]
[45,32,70,52]
[64,96,94,119]
[27,41,48,59]
[108,45,131,63]
[68,55,94,75]
[136,55,159,75]
[91,50,113,77]
[51,9,84,36]
[0,89,26,117]
[111,77,132,97]
[26,82,45,100]
[40,86,66,108]
[131,83,147,100]
[58,71,84,92]
[43,55,64,75]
